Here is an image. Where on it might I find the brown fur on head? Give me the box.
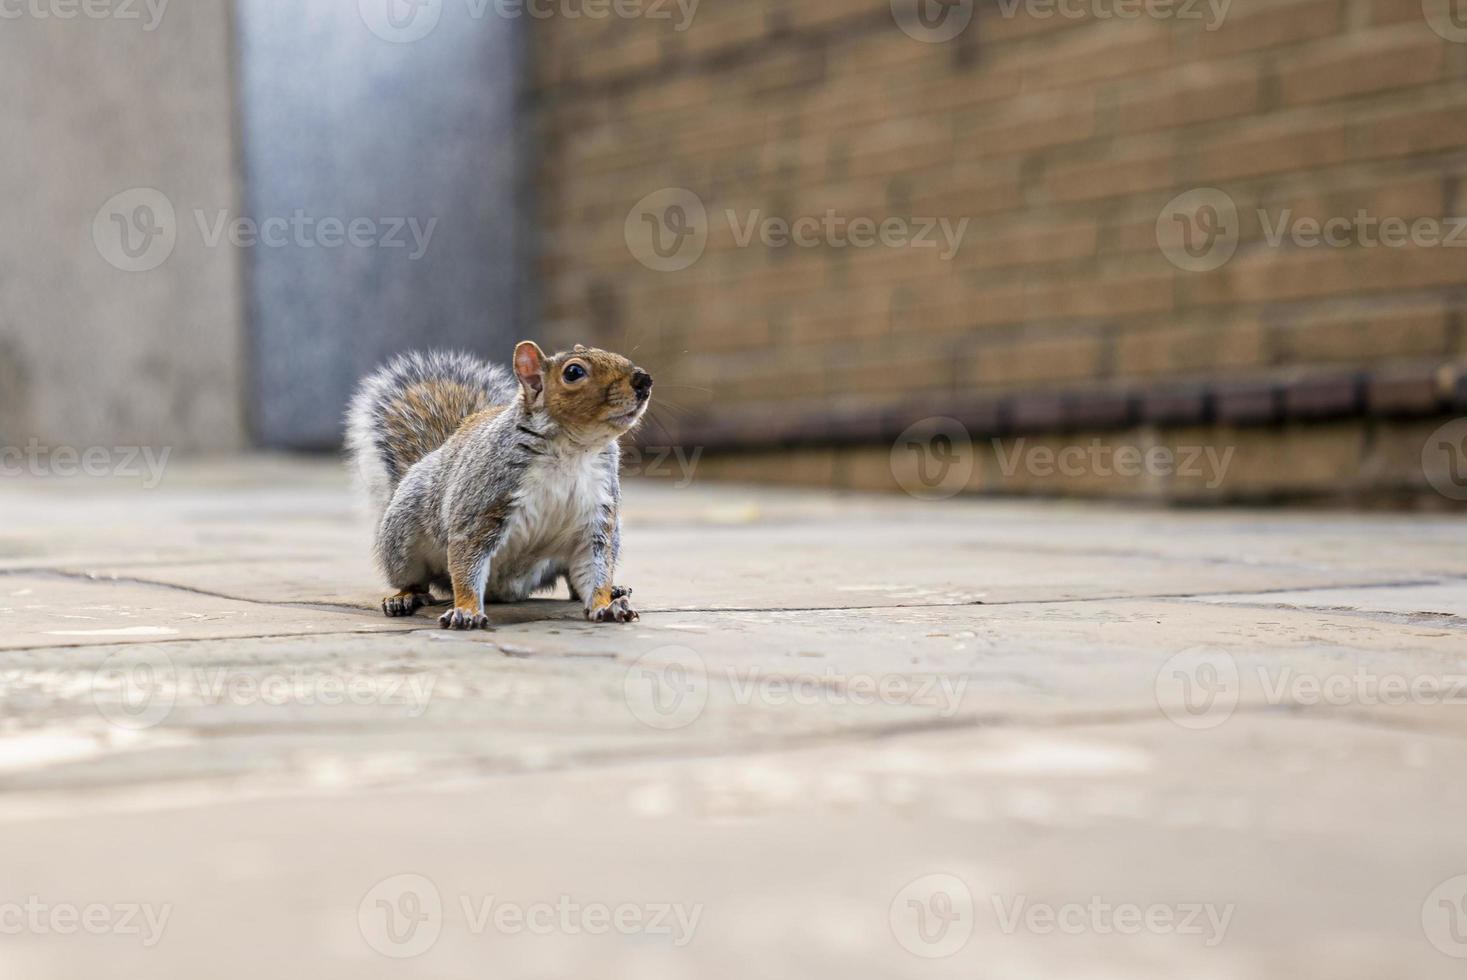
[513,341,653,445]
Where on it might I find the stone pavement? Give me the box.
[3,456,1467,978]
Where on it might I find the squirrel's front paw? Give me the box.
[588,596,639,624]
[382,591,429,618]
[439,607,491,631]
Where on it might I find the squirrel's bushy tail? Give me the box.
[345,350,517,526]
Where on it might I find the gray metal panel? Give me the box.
[235,0,528,449]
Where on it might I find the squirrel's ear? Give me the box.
[513,341,545,395]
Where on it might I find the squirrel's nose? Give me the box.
[632,370,653,400]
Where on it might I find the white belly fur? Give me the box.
[486,450,605,600]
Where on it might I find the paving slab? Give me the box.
[0,717,1462,979]
[0,457,1466,978]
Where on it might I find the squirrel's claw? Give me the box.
[382,591,428,618]
[439,607,491,631]
[588,596,639,624]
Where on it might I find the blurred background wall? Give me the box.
[532,0,1467,503]
[3,0,1467,503]
[235,0,528,449]
[0,1,246,452]
[0,0,527,454]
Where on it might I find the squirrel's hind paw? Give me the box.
[588,596,639,624]
[439,607,492,631]
[382,591,429,618]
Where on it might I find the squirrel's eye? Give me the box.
[562,363,587,383]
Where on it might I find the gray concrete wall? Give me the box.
[0,0,248,453]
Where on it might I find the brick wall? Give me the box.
[530,0,1467,503]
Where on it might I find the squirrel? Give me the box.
[345,341,652,630]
